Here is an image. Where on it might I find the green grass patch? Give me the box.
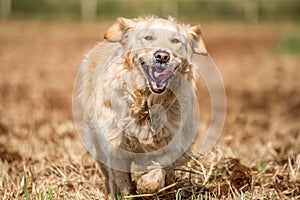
[23,170,53,200]
[48,186,53,200]
[258,161,267,171]
[277,34,300,54]
[24,171,29,200]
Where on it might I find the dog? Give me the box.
[76,16,208,199]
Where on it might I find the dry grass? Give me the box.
[0,20,299,199]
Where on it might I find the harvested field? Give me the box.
[0,20,299,199]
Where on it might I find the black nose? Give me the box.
[154,50,170,63]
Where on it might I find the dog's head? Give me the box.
[104,17,207,94]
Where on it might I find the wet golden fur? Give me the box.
[77,16,207,198]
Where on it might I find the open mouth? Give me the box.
[141,61,176,94]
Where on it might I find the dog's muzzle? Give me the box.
[140,50,176,94]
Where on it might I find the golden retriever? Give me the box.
[76,16,207,199]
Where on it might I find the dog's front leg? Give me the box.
[136,164,166,194]
[136,167,176,194]
[92,133,133,198]
[99,161,133,199]
[111,167,133,197]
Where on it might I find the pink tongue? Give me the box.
[154,69,175,80]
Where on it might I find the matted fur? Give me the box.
[77,16,207,198]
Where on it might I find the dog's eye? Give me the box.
[144,35,153,41]
[171,38,180,44]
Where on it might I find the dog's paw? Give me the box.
[136,168,166,194]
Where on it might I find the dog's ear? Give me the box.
[104,17,135,42]
[189,25,208,56]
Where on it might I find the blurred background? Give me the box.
[0,0,299,199]
[1,0,300,22]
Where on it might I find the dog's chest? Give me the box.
[118,90,181,153]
